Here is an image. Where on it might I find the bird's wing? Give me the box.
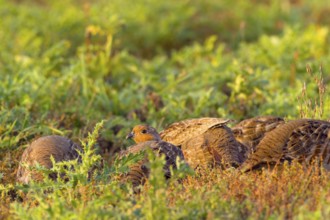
[160,117,233,146]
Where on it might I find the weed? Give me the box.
[1,0,330,218]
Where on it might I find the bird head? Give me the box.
[126,125,161,143]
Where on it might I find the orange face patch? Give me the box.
[129,125,161,143]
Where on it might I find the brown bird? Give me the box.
[17,135,82,184]
[120,125,186,188]
[239,119,330,172]
[126,124,161,143]
[160,118,243,169]
[232,116,285,158]
[159,117,232,146]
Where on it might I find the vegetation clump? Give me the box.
[1,0,330,219]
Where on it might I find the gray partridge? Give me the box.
[120,125,186,188]
[240,119,330,172]
[232,116,285,158]
[160,118,243,169]
[17,135,81,184]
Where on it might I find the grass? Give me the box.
[1,0,330,219]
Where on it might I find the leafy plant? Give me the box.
[1,0,330,218]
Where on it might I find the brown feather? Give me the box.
[118,140,185,188]
[181,124,243,169]
[159,117,233,146]
[240,119,330,172]
[232,116,285,158]
[16,135,81,184]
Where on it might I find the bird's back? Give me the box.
[232,116,285,158]
[240,119,330,172]
[17,135,81,184]
[181,124,243,169]
[160,117,232,146]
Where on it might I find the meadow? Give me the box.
[1,0,330,219]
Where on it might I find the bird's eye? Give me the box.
[141,129,147,134]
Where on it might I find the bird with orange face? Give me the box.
[119,125,186,188]
[126,125,161,143]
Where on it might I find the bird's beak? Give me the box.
[126,132,134,139]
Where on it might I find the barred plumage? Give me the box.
[159,117,232,146]
[240,119,330,172]
[160,118,243,169]
[17,135,82,184]
[182,124,244,169]
[232,116,285,158]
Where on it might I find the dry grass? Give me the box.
[178,163,330,219]
[2,142,330,219]
[1,1,330,218]
[298,65,326,119]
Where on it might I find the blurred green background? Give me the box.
[1,0,330,172]
[1,0,330,219]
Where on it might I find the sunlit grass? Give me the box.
[1,0,330,218]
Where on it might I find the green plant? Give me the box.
[1,0,330,218]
